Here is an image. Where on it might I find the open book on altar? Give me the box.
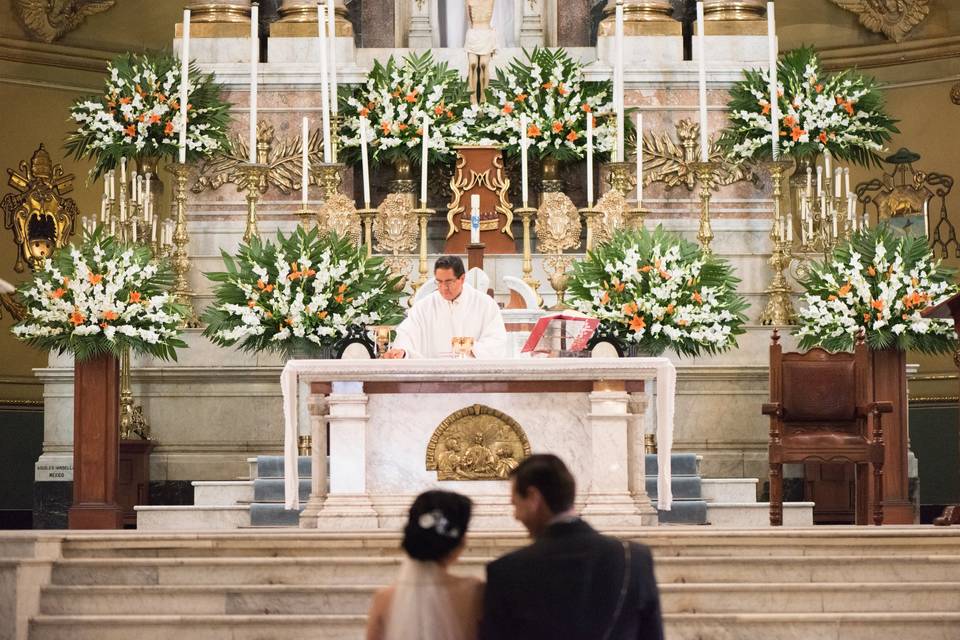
[520,313,600,357]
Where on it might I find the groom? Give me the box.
[481,454,664,640]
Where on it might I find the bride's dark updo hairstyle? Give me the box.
[402,490,472,562]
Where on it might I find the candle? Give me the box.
[786,210,793,242]
[132,171,139,204]
[470,194,481,244]
[327,0,338,117]
[844,167,851,196]
[152,216,158,243]
[108,170,115,201]
[767,1,778,160]
[824,150,832,181]
[359,116,371,206]
[586,113,594,206]
[100,194,108,223]
[179,8,191,164]
[249,2,258,164]
[614,0,625,163]
[132,219,138,244]
[834,168,841,198]
[832,207,838,239]
[420,116,429,206]
[923,199,929,235]
[144,173,152,219]
[635,112,643,204]
[806,165,812,199]
[317,4,332,163]
[816,165,822,195]
[696,1,708,162]
[806,201,813,240]
[120,157,127,185]
[110,219,115,237]
[301,117,309,206]
[520,115,529,207]
[102,175,109,198]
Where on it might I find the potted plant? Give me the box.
[567,226,748,357]
[203,226,405,358]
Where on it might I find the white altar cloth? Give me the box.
[281,358,675,513]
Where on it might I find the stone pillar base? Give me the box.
[582,492,658,527]
[312,494,379,530]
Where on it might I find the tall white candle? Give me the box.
[767,2,778,160]
[824,150,832,181]
[179,9,191,164]
[697,2,708,162]
[317,4,332,163]
[100,194,108,223]
[614,0,625,163]
[131,170,138,203]
[301,117,309,206]
[636,112,643,204]
[103,174,109,198]
[923,199,929,235]
[816,165,822,195]
[834,168,842,198]
[844,167,851,196]
[249,2,258,164]
[586,113,594,206]
[108,170,115,201]
[120,157,127,185]
[420,116,429,206]
[786,209,793,242]
[359,116,371,206]
[470,194,481,244]
[326,0,338,117]
[806,165,812,199]
[520,115,529,207]
[144,173,151,219]
[152,216,158,243]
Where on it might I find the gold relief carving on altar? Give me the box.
[535,192,582,254]
[192,121,326,195]
[446,148,514,238]
[374,193,419,254]
[14,0,115,43]
[426,404,532,481]
[828,0,929,43]
[593,189,629,247]
[318,193,361,245]
[2,144,78,273]
[644,119,758,191]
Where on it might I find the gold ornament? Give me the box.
[828,0,929,43]
[13,0,115,43]
[643,119,758,191]
[2,144,78,272]
[426,404,531,481]
[374,193,419,255]
[446,151,514,238]
[535,192,582,254]
[593,189,629,247]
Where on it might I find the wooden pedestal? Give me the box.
[870,348,915,524]
[68,354,123,529]
[119,439,155,528]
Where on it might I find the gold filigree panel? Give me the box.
[426,404,532,481]
[593,189,628,247]
[535,192,582,254]
[318,193,361,245]
[374,193,418,254]
[2,144,77,272]
[14,0,115,43]
[829,0,929,43]
[193,121,326,195]
[644,119,758,191]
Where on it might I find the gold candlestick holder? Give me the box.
[166,162,199,327]
[315,162,344,197]
[580,206,601,253]
[516,205,541,306]
[295,206,317,229]
[331,113,343,163]
[410,201,435,297]
[759,159,798,326]
[690,160,720,255]
[626,204,649,230]
[605,161,636,196]
[358,205,378,258]
[119,346,150,440]
[238,163,269,243]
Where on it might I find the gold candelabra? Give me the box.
[411,200,435,296]
[580,206,600,253]
[516,205,541,305]
[796,154,858,259]
[690,160,719,255]
[166,163,198,327]
[759,159,798,326]
[238,163,269,243]
[358,205,378,258]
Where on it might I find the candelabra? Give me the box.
[796,157,859,259]
[358,205,378,258]
[605,160,649,231]
[166,163,198,327]
[515,205,541,305]
[238,163,269,243]
[580,206,600,253]
[411,200,435,296]
[759,159,798,326]
[690,160,719,255]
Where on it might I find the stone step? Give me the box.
[253,479,310,503]
[27,612,960,640]
[256,456,310,480]
[646,452,699,476]
[707,502,814,528]
[48,555,960,587]
[701,478,759,503]
[39,581,960,616]
[192,481,253,506]
[249,503,303,527]
[134,505,250,530]
[654,500,708,524]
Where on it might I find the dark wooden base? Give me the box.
[68,504,122,529]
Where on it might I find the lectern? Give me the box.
[922,292,960,526]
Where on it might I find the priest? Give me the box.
[382,256,507,359]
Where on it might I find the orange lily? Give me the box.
[542,81,553,90]
[502,102,514,114]
[692,292,702,304]
[124,125,137,137]
[838,283,852,297]
[88,273,103,285]
[665,304,675,315]
[164,121,175,135]
[871,299,884,311]
[50,288,66,299]
[551,121,563,134]
[128,291,141,303]
[677,319,689,327]
[600,291,610,305]
[69,310,85,325]
[867,266,877,277]
[629,314,646,332]
[318,310,328,319]
[790,126,806,142]
[566,131,578,142]
[101,310,118,321]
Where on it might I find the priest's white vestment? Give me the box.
[392,283,508,358]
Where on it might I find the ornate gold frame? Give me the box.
[446,153,514,239]
[426,404,532,481]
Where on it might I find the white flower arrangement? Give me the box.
[11,228,187,361]
[567,227,748,357]
[796,227,958,354]
[203,227,404,356]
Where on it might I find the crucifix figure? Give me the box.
[464,0,497,104]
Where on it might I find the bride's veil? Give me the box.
[384,558,465,640]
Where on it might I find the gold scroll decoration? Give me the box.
[445,146,515,254]
[593,189,629,247]
[535,191,582,254]
[643,119,758,191]
[426,404,532,481]
[2,144,78,272]
[14,0,115,43]
[828,0,929,43]
[192,121,326,195]
[319,193,361,245]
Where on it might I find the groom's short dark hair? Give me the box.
[511,454,576,514]
[434,255,465,278]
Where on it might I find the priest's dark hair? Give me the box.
[510,454,576,514]
[434,255,465,278]
[401,490,473,562]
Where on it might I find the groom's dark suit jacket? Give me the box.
[480,519,663,640]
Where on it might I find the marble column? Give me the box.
[556,0,592,46]
[598,0,681,37]
[520,0,546,48]
[628,390,657,515]
[298,395,329,528]
[407,0,434,48]
[315,391,378,529]
[272,0,354,37]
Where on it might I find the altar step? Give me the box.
[11,529,960,640]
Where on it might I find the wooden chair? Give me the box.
[763,331,893,526]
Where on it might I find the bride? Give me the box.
[366,491,483,640]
